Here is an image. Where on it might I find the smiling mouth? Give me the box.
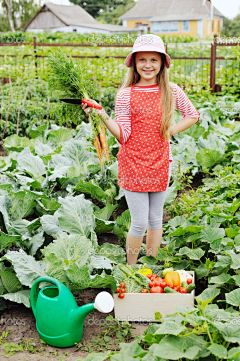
[143,70,153,73]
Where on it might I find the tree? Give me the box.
[1,0,41,31]
[4,0,15,32]
[221,12,240,37]
[69,0,131,18]
[96,0,135,25]
[17,0,41,29]
[230,14,240,37]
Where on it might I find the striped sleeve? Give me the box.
[114,89,131,145]
[172,83,200,124]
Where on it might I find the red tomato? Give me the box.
[167,282,174,289]
[146,274,152,279]
[149,280,154,288]
[118,292,125,299]
[159,286,164,293]
[152,277,161,287]
[150,274,158,281]
[119,282,125,288]
[150,286,161,293]
[179,287,187,294]
[160,281,167,288]
[173,287,179,292]
[121,288,126,293]
[141,289,148,293]
[116,288,121,293]
[187,278,193,285]
[175,285,180,291]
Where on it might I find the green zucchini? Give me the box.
[187,283,195,293]
[164,286,178,293]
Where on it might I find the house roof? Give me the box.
[119,0,225,21]
[75,22,138,32]
[24,2,138,32]
[44,2,98,26]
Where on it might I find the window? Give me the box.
[182,20,189,32]
[135,22,143,28]
[151,22,161,33]
[170,21,179,32]
[161,21,169,32]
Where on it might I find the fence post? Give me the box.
[165,43,168,54]
[33,36,37,78]
[210,34,217,92]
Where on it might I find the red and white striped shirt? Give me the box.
[114,82,200,161]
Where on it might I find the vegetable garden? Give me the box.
[0,31,240,361]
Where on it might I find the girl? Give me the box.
[81,34,200,265]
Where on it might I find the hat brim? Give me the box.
[125,47,171,68]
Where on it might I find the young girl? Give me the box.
[81,34,200,265]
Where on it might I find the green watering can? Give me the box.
[30,276,114,348]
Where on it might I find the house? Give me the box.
[118,0,225,38]
[24,2,139,34]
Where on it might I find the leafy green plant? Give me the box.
[0,331,47,358]
[76,315,135,353]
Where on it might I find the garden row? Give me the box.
[0,71,240,359]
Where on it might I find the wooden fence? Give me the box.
[0,33,239,92]
[210,34,240,92]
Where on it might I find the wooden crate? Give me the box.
[113,271,195,322]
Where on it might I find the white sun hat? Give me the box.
[125,34,171,68]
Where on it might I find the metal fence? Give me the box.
[0,34,239,92]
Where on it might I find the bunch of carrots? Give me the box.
[81,98,110,170]
[94,123,110,168]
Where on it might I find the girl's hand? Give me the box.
[81,99,109,121]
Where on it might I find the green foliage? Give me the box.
[69,0,133,18]
[96,0,135,24]
[1,1,41,32]
[222,13,240,37]
[76,315,135,353]
[0,55,240,360]
[0,331,47,357]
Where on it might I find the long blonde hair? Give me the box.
[116,52,175,141]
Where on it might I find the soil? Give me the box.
[0,144,7,157]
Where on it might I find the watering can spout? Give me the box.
[73,303,95,324]
[73,291,114,324]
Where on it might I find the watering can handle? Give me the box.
[30,276,64,318]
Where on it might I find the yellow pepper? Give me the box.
[164,271,181,287]
[137,268,153,276]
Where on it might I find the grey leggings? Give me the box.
[123,161,172,238]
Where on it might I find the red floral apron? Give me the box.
[117,84,170,192]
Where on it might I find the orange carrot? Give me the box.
[94,135,103,165]
[99,124,110,163]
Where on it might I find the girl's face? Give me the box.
[135,51,162,83]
